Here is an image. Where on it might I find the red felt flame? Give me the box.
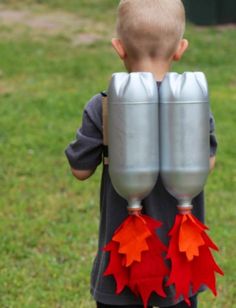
[167,213,224,305]
[103,214,168,307]
[104,241,129,293]
[129,215,169,307]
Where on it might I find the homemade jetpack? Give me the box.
[102,72,223,307]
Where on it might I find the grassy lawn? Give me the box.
[0,1,235,307]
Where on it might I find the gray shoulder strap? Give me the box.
[101,92,109,165]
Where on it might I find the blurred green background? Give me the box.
[0,1,235,307]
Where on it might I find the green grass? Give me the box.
[0,1,235,307]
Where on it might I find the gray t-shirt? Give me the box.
[65,91,217,306]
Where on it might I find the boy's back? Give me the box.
[65,0,217,307]
[65,92,217,306]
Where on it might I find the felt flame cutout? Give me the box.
[166,212,224,306]
[104,213,169,308]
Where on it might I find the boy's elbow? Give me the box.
[71,168,94,181]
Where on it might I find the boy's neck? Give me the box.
[126,58,171,82]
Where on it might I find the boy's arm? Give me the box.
[210,156,216,172]
[65,94,103,180]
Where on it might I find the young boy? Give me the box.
[65,0,217,307]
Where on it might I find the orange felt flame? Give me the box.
[179,214,205,260]
[167,213,224,305]
[112,215,152,266]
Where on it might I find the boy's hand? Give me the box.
[71,168,95,181]
[210,156,216,172]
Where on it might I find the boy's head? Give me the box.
[112,0,188,65]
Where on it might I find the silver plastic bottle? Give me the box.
[108,72,159,210]
[159,72,210,209]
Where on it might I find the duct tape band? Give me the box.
[127,199,143,212]
[128,207,143,216]
[177,204,193,215]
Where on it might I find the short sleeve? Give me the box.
[209,112,217,157]
[65,94,103,170]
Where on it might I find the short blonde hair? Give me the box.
[117,0,185,60]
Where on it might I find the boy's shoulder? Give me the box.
[85,93,103,112]
[83,93,104,130]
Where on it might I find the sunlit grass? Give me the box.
[0,1,235,307]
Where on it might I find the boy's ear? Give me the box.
[111,38,127,59]
[173,39,189,61]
